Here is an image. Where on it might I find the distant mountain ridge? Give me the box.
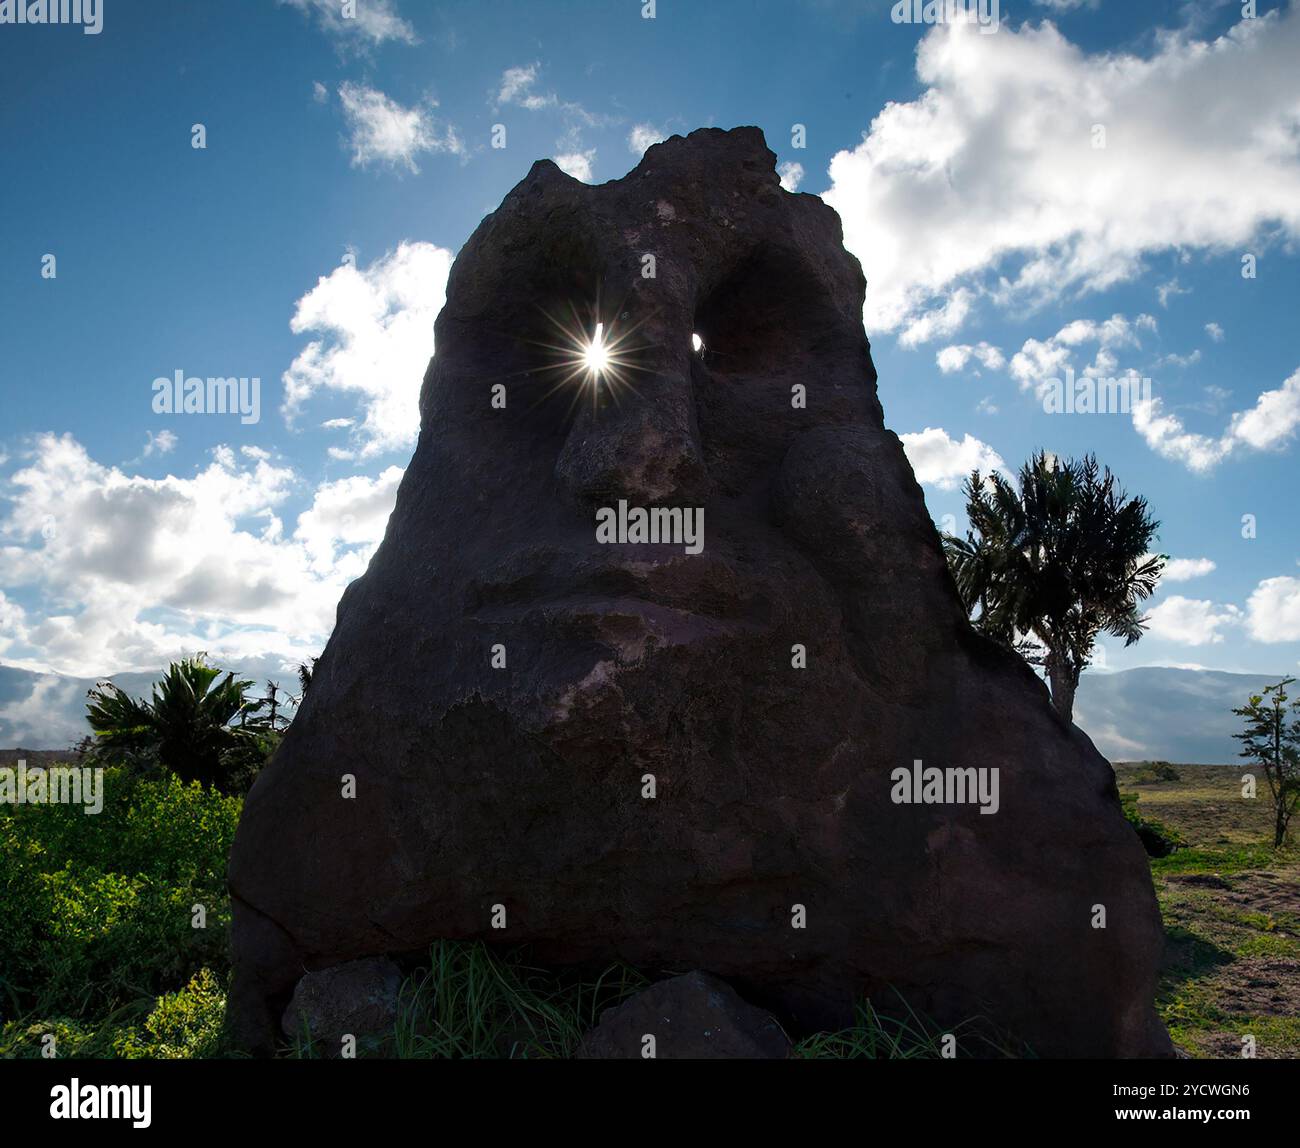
[0,662,1288,764]
[1074,667,1289,765]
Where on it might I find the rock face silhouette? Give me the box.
[228,126,1171,1057]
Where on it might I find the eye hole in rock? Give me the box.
[692,246,834,377]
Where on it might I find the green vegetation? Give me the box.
[84,654,280,794]
[943,451,1163,722]
[0,767,239,1058]
[790,993,1027,1059]
[293,940,648,1059]
[1232,677,1300,848]
[1120,791,1186,857]
[1129,760,1181,784]
[1115,763,1300,1059]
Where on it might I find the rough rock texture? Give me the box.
[228,126,1171,1058]
[577,971,790,1059]
[280,957,402,1054]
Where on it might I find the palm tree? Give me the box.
[296,657,318,699]
[85,654,268,791]
[943,452,1164,723]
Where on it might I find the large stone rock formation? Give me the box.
[228,126,1171,1057]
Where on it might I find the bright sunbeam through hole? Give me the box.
[583,322,609,378]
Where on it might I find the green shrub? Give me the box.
[0,968,228,1059]
[1120,791,1186,858]
[1131,761,1181,784]
[120,968,227,1059]
[0,767,239,1022]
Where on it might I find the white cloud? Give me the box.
[821,13,1300,338]
[628,123,665,155]
[778,161,805,192]
[312,80,328,103]
[1159,557,1216,583]
[337,82,462,173]
[1246,577,1300,642]
[1205,322,1225,342]
[936,341,1004,373]
[142,429,178,458]
[294,467,404,573]
[280,0,416,47]
[899,427,1010,490]
[495,64,556,111]
[554,150,596,183]
[1008,312,1152,396]
[1154,349,1202,369]
[282,241,454,459]
[0,589,28,661]
[899,288,973,348]
[1156,278,1192,308]
[0,434,402,676]
[1145,595,1241,646]
[1133,366,1300,472]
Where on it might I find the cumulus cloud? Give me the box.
[0,434,402,676]
[936,342,1005,374]
[495,63,556,111]
[1159,557,1216,583]
[554,150,596,182]
[142,429,178,458]
[282,241,454,459]
[899,427,1010,490]
[337,82,462,173]
[280,0,416,47]
[1144,595,1241,646]
[1205,322,1225,342]
[1246,577,1300,643]
[778,161,805,192]
[628,123,665,156]
[1133,366,1300,473]
[1007,312,1153,397]
[898,288,973,349]
[821,13,1300,339]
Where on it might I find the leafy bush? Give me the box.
[0,968,228,1059]
[1131,761,1181,784]
[0,766,239,1029]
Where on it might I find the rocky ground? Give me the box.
[1114,763,1300,1059]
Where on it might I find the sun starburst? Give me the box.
[525,298,657,416]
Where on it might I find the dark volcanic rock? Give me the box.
[280,957,401,1055]
[577,971,790,1059]
[228,126,1172,1058]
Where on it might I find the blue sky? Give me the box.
[1,0,1299,691]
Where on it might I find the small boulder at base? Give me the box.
[280,957,402,1055]
[578,971,791,1059]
